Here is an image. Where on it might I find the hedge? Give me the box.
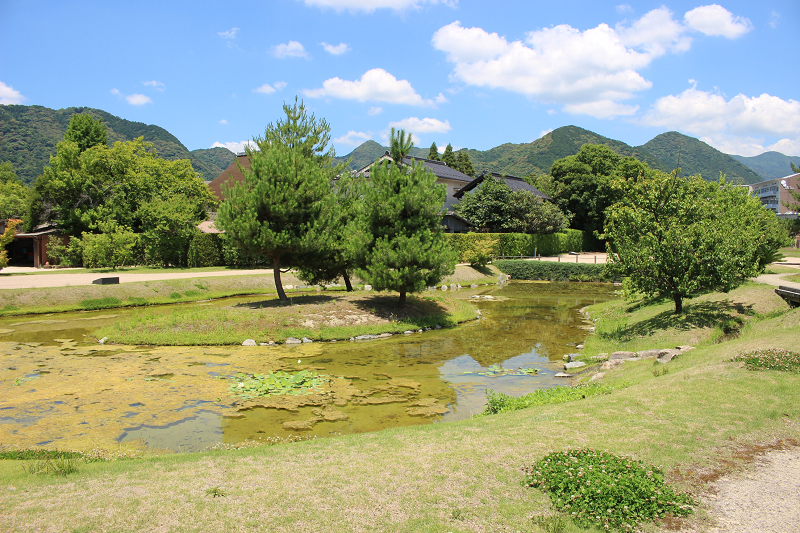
[445,229,585,263]
[493,259,612,282]
[188,233,223,267]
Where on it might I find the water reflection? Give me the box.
[0,282,615,452]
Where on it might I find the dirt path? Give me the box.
[0,268,276,289]
[704,447,800,532]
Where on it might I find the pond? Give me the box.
[0,282,615,453]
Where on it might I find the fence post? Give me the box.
[576,254,578,263]
[594,255,597,264]
[558,255,560,262]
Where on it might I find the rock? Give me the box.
[456,284,462,290]
[555,372,572,378]
[470,283,478,289]
[475,310,482,317]
[600,360,624,370]
[404,330,413,335]
[588,327,595,333]
[355,335,374,340]
[435,324,442,330]
[242,339,257,346]
[98,337,108,345]
[563,353,577,362]
[482,295,495,300]
[450,284,457,291]
[302,337,313,343]
[259,343,268,346]
[285,337,302,345]
[677,345,695,352]
[285,285,294,290]
[441,285,448,291]
[576,344,584,350]
[589,372,606,382]
[637,349,663,359]
[609,351,636,360]
[377,333,392,338]
[349,337,355,342]
[364,284,372,291]
[417,329,423,333]
[564,361,586,370]
[657,349,680,364]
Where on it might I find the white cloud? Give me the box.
[333,130,372,146]
[125,94,153,106]
[300,0,456,13]
[320,42,351,55]
[387,117,452,142]
[615,4,633,14]
[219,119,228,124]
[684,4,752,39]
[537,128,554,140]
[769,11,780,29]
[253,82,287,94]
[273,40,309,58]
[143,80,165,91]
[303,68,442,107]
[0,81,26,104]
[110,88,120,95]
[211,140,256,153]
[432,6,751,118]
[368,106,383,115]
[641,84,800,156]
[218,27,240,39]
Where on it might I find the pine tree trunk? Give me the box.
[273,256,288,301]
[398,290,406,307]
[343,272,353,292]
[673,293,683,314]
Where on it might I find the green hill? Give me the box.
[730,151,800,181]
[640,131,762,184]
[0,105,235,184]
[334,140,428,170]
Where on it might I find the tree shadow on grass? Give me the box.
[233,294,338,309]
[598,300,755,343]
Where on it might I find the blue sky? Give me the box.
[1,0,798,158]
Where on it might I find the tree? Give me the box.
[508,190,569,234]
[454,175,515,232]
[28,137,213,236]
[216,99,343,301]
[428,142,440,161]
[139,195,202,267]
[82,221,138,270]
[455,150,475,177]
[64,113,108,153]
[605,172,788,314]
[360,153,457,307]
[0,161,28,220]
[442,143,456,168]
[791,162,799,173]
[389,127,414,164]
[0,219,22,270]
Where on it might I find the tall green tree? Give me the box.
[508,190,569,234]
[139,195,202,267]
[389,127,414,164]
[455,150,475,177]
[442,143,456,168]
[0,219,22,270]
[360,154,456,307]
[605,172,788,314]
[428,142,440,161]
[64,113,108,153]
[216,99,343,301]
[0,161,28,220]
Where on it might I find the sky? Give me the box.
[1,0,798,158]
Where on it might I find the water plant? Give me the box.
[732,348,800,372]
[522,449,695,532]
[460,364,539,377]
[227,370,329,399]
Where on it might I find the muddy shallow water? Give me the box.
[0,282,615,453]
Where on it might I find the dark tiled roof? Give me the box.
[356,152,474,183]
[454,171,551,200]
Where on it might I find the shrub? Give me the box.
[82,223,139,269]
[522,449,695,532]
[494,259,611,282]
[483,383,616,415]
[47,235,84,267]
[188,233,222,267]
[445,230,586,263]
[220,234,266,267]
[732,348,800,372]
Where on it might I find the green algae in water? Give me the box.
[227,370,329,399]
[460,364,539,377]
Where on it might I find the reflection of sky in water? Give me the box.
[118,410,223,452]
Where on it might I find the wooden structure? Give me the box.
[775,286,800,308]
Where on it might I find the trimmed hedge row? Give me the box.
[445,230,585,263]
[494,259,612,282]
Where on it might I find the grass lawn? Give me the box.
[1,280,798,532]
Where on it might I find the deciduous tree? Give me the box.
[605,172,788,314]
[64,113,108,153]
[0,162,28,220]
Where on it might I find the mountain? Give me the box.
[730,151,800,181]
[0,105,235,184]
[334,140,428,169]
[641,131,762,184]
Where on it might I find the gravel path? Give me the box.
[705,447,800,533]
[0,268,273,289]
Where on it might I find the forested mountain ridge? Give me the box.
[0,105,235,183]
[730,151,800,181]
[641,131,763,185]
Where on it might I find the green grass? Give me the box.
[1,280,799,532]
[732,348,800,372]
[482,383,620,415]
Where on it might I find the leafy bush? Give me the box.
[732,348,800,372]
[46,235,84,267]
[522,449,695,532]
[445,230,586,263]
[494,259,611,282]
[188,233,222,267]
[82,223,139,269]
[483,383,616,415]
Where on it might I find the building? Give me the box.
[207,152,249,202]
[749,173,799,214]
[1,220,63,268]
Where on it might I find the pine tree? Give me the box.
[389,127,414,165]
[217,99,344,301]
[456,150,475,177]
[442,143,456,168]
[428,142,440,161]
[359,153,457,307]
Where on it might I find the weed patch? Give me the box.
[79,297,122,310]
[21,455,80,476]
[732,348,800,372]
[482,383,619,415]
[522,449,695,532]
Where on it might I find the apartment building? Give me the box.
[749,173,799,214]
